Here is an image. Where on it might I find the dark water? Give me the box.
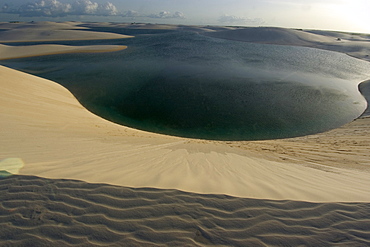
[359,80,370,116]
[2,31,370,140]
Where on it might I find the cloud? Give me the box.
[123,10,139,17]
[2,3,9,12]
[149,11,185,19]
[218,14,264,25]
[17,0,72,17]
[218,15,245,24]
[3,0,119,17]
[172,11,185,19]
[72,0,98,15]
[96,1,118,15]
[2,0,186,20]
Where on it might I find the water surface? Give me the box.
[2,31,370,140]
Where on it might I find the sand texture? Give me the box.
[1,22,370,246]
[0,21,132,60]
[226,116,370,171]
[0,44,127,60]
[204,26,370,62]
[1,175,370,246]
[1,64,370,202]
[0,21,133,42]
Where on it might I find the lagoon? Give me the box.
[2,31,370,140]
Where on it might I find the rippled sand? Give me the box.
[1,22,370,246]
[1,175,370,246]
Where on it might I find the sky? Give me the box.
[1,0,370,33]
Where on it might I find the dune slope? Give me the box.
[1,65,370,202]
[0,21,133,42]
[204,26,370,61]
[0,44,127,60]
[1,175,370,246]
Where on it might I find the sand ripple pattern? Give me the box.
[1,175,370,246]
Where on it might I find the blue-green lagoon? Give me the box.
[2,31,370,140]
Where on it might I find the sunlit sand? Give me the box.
[1,22,370,246]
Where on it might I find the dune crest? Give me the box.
[204,26,370,61]
[0,21,133,42]
[204,27,335,46]
[1,65,370,202]
[0,44,127,60]
[2,21,370,246]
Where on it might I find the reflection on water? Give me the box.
[2,31,370,140]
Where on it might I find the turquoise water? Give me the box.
[2,31,370,140]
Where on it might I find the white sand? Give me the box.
[1,22,370,203]
[204,27,335,45]
[0,21,132,60]
[0,21,133,42]
[1,175,369,246]
[1,64,370,202]
[204,26,370,61]
[1,22,370,245]
[0,44,127,60]
[82,22,180,30]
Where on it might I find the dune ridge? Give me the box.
[1,22,370,245]
[0,44,127,60]
[0,21,133,42]
[204,27,336,46]
[1,64,370,202]
[1,175,370,246]
[203,26,370,62]
[0,21,132,60]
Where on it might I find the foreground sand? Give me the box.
[1,22,370,245]
[1,175,369,246]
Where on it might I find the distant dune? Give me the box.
[0,44,127,60]
[0,21,132,60]
[204,26,335,46]
[1,22,370,246]
[204,26,370,62]
[0,21,133,42]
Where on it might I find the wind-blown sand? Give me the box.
[0,44,127,60]
[1,64,370,202]
[1,175,370,246]
[204,26,370,62]
[0,21,133,42]
[1,22,370,245]
[0,21,131,60]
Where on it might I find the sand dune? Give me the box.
[204,27,336,46]
[1,64,370,202]
[224,116,370,172]
[0,21,132,60]
[0,44,127,60]
[81,22,180,30]
[204,26,370,61]
[1,22,370,245]
[1,175,370,246]
[0,21,133,42]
